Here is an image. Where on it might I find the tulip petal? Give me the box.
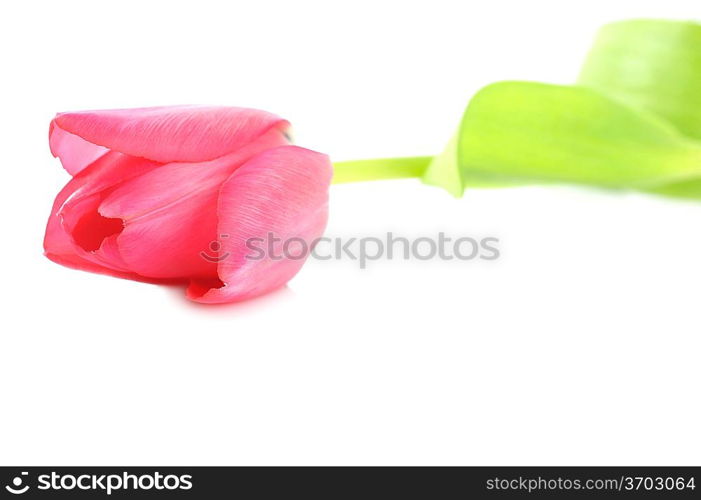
[187,146,332,304]
[52,105,289,165]
[99,128,289,280]
[49,121,109,176]
[44,151,164,279]
[99,161,223,280]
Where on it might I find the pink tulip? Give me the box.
[44,106,332,303]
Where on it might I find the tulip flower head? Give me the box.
[45,106,332,303]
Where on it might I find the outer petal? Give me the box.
[187,146,332,303]
[98,127,290,280]
[44,151,164,280]
[49,120,109,176]
[52,105,289,167]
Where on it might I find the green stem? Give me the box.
[332,156,432,184]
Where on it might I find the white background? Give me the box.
[1,0,699,465]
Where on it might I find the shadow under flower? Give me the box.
[160,283,296,316]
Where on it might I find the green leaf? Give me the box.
[422,133,519,196]
[422,133,463,196]
[423,81,701,196]
[579,19,701,141]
